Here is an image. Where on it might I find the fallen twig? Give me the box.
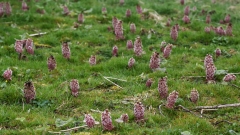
[195,103,240,110]
[90,109,102,113]
[158,104,165,116]
[48,131,61,134]
[29,32,47,37]
[214,120,232,125]
[103,76,123,89]
[104,76,127,82]
[60,125,88,132]
[177,105,201,117]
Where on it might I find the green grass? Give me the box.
[0,0,240,134]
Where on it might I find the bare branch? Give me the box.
[29,32,47,37]
[104,76,127,82]
[195,103,240,110]
[90,109,103,113]
[60,125,88,132]
[103,76,123,89]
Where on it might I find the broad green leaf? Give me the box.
[55,118,73,127]
[215,70,228,75]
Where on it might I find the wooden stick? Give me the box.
[60,125,88,132]
[48,131,61,134]
[29,32,47,37]
[104,76,127,82]
[195,103,240,110]
[90,109,102,113]
[103,76,123,89]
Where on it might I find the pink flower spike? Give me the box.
[226,23,232,36]
[3,69,12,81]
[180,0,184,5]
[206,14,211,24]
[130,23,136,33]
[149,52,160,70]
[63,6,69,15]
[146,78,153,88]
[182,15,190,24]
[223,74,236,82]
[126,9,131,17]
[78,13,84,24]
[120,113,129,123]
[215,48,221,58]
[190,88,199,103]
[89,55,96,66]
[224,14,231,23]
[25,38,34,54]
[128,57,135,68]
[102,7,107,15]
[101,109,114,131]
[184,6,190,15]
[170,26,178,41]
[166,90,179,109]
[163,44,173,59]
[84,113,96,128]
[5,2,12,16]
[112,45,118,57]
[62,42,71,60]
[22,1,29,11]
[126,40,133,49]
[115,20,124,40]
[134,37,143,56]
[47,55,57,71]
[134,102,145,122]
[136,4,142,14]
[158,77,168,99]
[15,40,24,54]
[0,3,4,17]
[70,79,79,97]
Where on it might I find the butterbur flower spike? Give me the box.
[175,24,180,31]
[101,109,114,131]
[121,114,129,123]
[184,6,189,15]
[0,3,4,17]
[25,38,34,54]
[165,19,171,27]
[134,102,145,122]
[78,13,84,24]
[215,48,221,58]
[15,40,24,54]
[3,69,12,81]
[190,88,199,103]
[170,26,178,41]
[84,113,96,128]
[130,23,136,33]
[47,55,57,71]
[224,14,231,23]
[223,74,236,82]
[206,14,211,24]
[24,81,36,104]
[149,52,160,70]
[182,15,190,24]
[205,63,216,83]
[204,54,214,68]
[136,4,142,14]
[128,57,135,68]
[112,45,118,57]
[5,2,12,16]
[180,0,184,5]
[226,23,232,36]
[166,90,179,109]
[158,77,168,99]
[62,42,71,60]
[70,79,79,97]
[205,27,211,33]
[160,41,167,52]
[126,9,131,17]
[126,40,133,49]
[89,55,96,66]
[63,6,69,15]
[115,20,124,40]
[119,0,124,5]
[22,1,29,11]
[146,78,153,88]
[102,7,107,15]
[134,37,143,56]
[163,44,173,59]
[112,17,118,30]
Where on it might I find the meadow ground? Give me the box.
[0,0,240,134]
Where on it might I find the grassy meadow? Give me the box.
[0,0,240,134]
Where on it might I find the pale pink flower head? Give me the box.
[136,4,142,14]
[63,5,69,15]
[128,57,135,68]
[112,16,118,30]
[5,2,12,16]
[175,24,180,31]
[165,19,171,27]
[62,42,71,60]
[182,15,190,24]
[126,40,133,49]
[112,45,118,57]
[126,9,131,17]
[22,1,29,11]
[180,0,184,5]
[163,44,173,59]
[170,26,178,41]
[205,26,211,33]
[70,79,79,97]
[224,14,231,23]
[3,69,12,81]
[24,81,36,104]
[149,52,160,70]
[47,55,57,71]
[216,26,225,36]
[102,7,107,15]
[134,37,143,56]
[119,0,124,5]
[158,77,168,99]
[160,41,167,52]
[204,54,214,68]
[101,109,114,131]
[190,88,199,103]
[120,113,129,123]
[134,102,145,122]
[0,3,4,17]
[15,40,24,54]
[206,14,211,24]
[115,20,124,40]
[89,55,96,66]
[226,23,232,36]
[223,74,236,82]
[78,13,84,24]
[215,48,221,58]
[130,23,136,33]
[146,78,153,88]
[184,6,190,15]
[25,38,34,54]
[84,113,95,128]
[205,63,216,83]
[166,90,179,109]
